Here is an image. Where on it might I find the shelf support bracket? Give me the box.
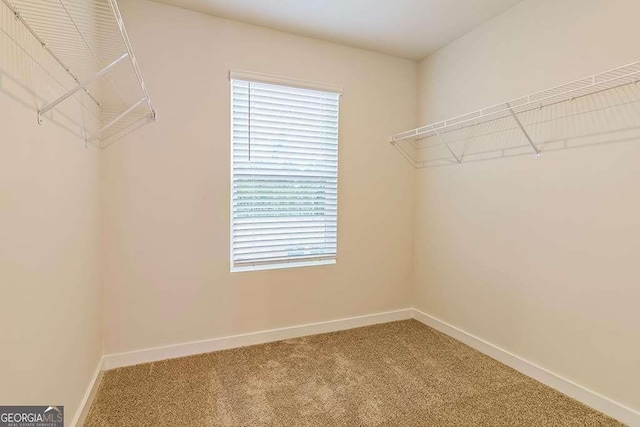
[507,105,541,159]
[38,52,129,124]
[86,97,146,144]
[433,126,462,165]
[390,138,418,168]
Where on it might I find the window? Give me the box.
[230,72,340,271]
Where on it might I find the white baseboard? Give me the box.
[412,309,640,426]
[102,308,413,370]
[71,357,104,427]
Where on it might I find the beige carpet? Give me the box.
[85,320,623,426]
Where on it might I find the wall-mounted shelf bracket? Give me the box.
[37,52,130,124]
[507,104,541,159]
[389,138,417,168]
[86,97,146,144]
[433,126,462,165]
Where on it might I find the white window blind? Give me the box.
[231,77,339,271]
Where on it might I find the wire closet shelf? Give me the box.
[2,0,155,148]
[391,61,640,168]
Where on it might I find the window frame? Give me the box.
[229,70,342,273]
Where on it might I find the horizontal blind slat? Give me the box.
[234,254,336,267]
[233,126,338,138]
[234,232,337,243]
[232,219,337,225]
[232,83,339,100]
[232,135,339,146]
[233,80,339,101]
[233,211,338,220]
[233,193,338,199]
[234,200,337,204]
[233,109,338,124]
[233,230,337,238]
[233,113,339,129]
[232,92,339,109]
[233,152,337,162]
[233,174,337,180]
[234,249,336,261]
[233,101,338,117]
[233,217,337,226]
[233,241,337,253]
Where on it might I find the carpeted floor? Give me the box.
[85,320,624,426]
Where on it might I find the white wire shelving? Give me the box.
[1,0,155,148]
[391,61,640,168]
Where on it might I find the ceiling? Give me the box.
[152,0,523,60]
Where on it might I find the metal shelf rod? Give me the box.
[87,97,146,143]
[392,61,640,144]
[38,52,128,122]
[107,0,156,121]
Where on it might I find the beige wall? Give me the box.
[102,0,417,355]
[0,6,103,422]
[415,0,640,411]
[6,0,637,419]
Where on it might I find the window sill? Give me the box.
[231,259,336,273]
